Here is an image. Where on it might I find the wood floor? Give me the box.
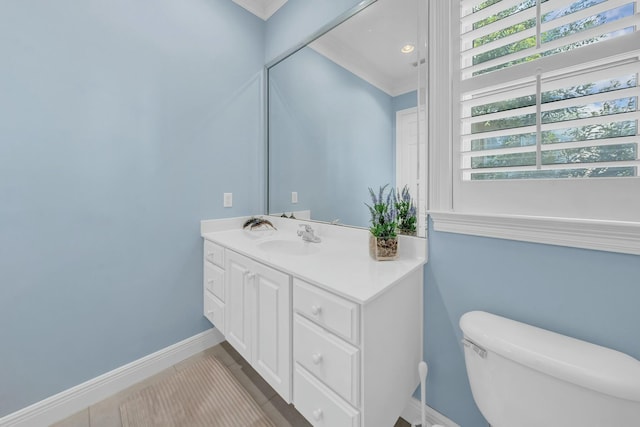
[51,341,411,427]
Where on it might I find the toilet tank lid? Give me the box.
[460,311,640,402]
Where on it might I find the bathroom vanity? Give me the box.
[201,216,426,427]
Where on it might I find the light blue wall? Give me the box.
[4,1,639,424]
[269,47,394,227]
[268,3,640,427]
[425,221,640,426]
[0,0,264,416]
[392,90,418,112]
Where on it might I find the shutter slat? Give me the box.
[462,125,537,141]
[460,0,527,26]
[464,59,638,104]
[540,86,640,113]
[461,27,536,59]
[462,31,640,95]
[461,7,536,47]
[539,0,631,32]
[461,3,640,79]
[464,86,639,127]
[462,13,639,77]
[541,59,640,93]
[463,135,639,157]
[464,160,640,175]
[464,105,536,125]
[540,110,640,132]
[539,12,640,51]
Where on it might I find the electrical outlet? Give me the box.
[291,191,298,204]
[223,193,232,208]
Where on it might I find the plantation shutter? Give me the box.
[459,0,640,181]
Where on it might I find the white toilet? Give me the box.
[459,311,640,427]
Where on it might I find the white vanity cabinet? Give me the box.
[293,279,361,426]
[203,240,225,334]
[224,249,291,402]
[201,220,425,427]
[291,274,423,427]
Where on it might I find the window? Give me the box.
[454,0,640,222]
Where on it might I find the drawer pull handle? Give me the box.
[310,305,322,316]
[207,252,214,258]
[207,279,215,284]
[207,310,214,315]
[312,409,323,420]
[311,353,323,364]
[245,272,255,280]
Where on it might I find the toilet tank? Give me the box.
[459,311,640,427]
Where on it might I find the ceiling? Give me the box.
[235,0,421,96]
[309,0,420,97]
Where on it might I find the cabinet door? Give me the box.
[225,250,252,362]
[252,260,291,402]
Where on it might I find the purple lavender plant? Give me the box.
[394,185,417,235]
[365,184,397,239]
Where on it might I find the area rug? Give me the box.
[120,356,276,427]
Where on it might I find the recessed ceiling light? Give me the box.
[401,44,415,54]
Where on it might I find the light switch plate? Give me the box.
[223,193,232,208]
[291,191,298,204]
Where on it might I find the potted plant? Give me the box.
[365,184,398,261]
[394,185,417,236]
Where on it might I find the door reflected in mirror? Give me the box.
[267,0,426,237]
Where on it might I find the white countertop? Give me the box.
[201,216,427,304]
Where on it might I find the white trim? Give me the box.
[427,0,454,213]
[0,328,225,427]
[442,0,640,228]
[401,397,460,427]
[430,211,640,256]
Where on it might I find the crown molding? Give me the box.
[310,34,416,97]
[232,0,288,20]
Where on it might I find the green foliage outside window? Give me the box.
[465,0,638,180]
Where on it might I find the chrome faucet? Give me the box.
[297,224,321,243]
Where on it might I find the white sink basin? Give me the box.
[257,239,321,256]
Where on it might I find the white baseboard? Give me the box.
[0,328,225,427]
[402,397,460,427]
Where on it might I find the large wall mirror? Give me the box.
[267,0,427,237]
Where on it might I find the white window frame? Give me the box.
[427,0,640,256]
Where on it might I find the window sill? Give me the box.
[428,211,640,256]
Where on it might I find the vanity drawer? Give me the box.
[294,364,360,427]
[204,291,225,334]
[204,240,225,268]
[204,261,225,301]
[294,314,359,406]
[293,278,359,344]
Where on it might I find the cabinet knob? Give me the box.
[311,353,323,364]
[312,409,323,420]
[246,272,255,280]
[310,305,322,316]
